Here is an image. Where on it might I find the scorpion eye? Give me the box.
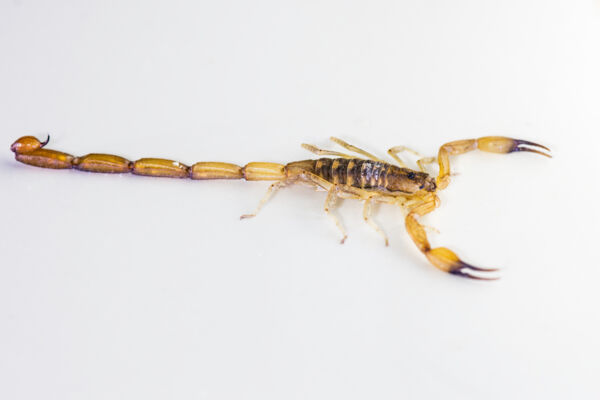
[407,171,416,179]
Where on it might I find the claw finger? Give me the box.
[514,147,552,158]
[514,139,552,158]
[449,260,500,280]
[459,261,499,272]
[514,139,550,152]
[450,268,500,280]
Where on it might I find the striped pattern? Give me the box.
[314,158,390,190]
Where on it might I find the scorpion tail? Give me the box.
[10,135,290,181]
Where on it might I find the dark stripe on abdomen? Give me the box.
[331,158,350,185]
[315,158,389,189]
[315,158,333,182]
[348,159,362,187]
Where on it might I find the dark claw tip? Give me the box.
[515,139,551,152]
[514,139,552,158]
[41,135,50,147]
[449,261,500,280]
[458,261,499,272]
[450,268,500,280]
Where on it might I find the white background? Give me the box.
[1,1,599,399]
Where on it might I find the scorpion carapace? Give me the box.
[10,135,551,280]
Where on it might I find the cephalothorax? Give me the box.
[10,135,551,279]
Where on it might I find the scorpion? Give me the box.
[10,135,551,280]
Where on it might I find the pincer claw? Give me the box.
[512,139,552,158]
[448,261,500,281]
[424,247,500,280]
[477,136,552,158]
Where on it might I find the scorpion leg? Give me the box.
[300,172,389,245]
[404,194,499,280]
[240,180,288,219]
[416,157,436,173]
[324,185,348,244]
[363,196,389,246]
[300,172,348,244]
[239,162,294,219]
[387,145,436,173]
[287,170,349,244]
[331,185,397,246]
[436,136,551,190]
[301,143,354,159]
[387,145,421,168]
[330,137,386,162]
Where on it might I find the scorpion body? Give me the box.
[288,158,435,193]
[10,135,551,279]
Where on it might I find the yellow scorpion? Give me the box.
[10,135,551,279]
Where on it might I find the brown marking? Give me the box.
[316,158,333,183]
[386,166,431,193]
[335,158,350,186]
[314,159,323,180]
[349,159,362,188]
[307,157,432,193]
